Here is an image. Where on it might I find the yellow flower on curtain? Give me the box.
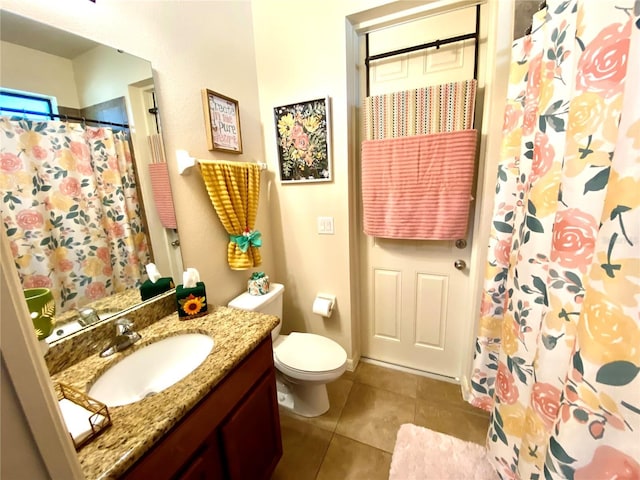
[499,402,527,437]
[58,149,76,171]
[577,290,640,365]
[567,92,605,140]
[528,168,561,218]
[199,160,262,270]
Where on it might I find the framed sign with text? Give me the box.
[201,89,243,153]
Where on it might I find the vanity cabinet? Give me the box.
[122,336,282,480]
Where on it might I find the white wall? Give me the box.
[0,41,80,107]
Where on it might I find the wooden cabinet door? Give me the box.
[175,436,225,480]
[220,370,282,480]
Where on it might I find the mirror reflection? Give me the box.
[0,11,182,343]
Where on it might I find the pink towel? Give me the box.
[148,163,178,229]
[361,130,477,240]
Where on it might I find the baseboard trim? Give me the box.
[359,357,459,384]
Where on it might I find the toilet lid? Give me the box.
[274,332,347,373]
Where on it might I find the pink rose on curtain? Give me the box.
[551,208,598,272]
[23,275,52,289]
[85,282,106,300]
[574,445,640,480]
[85,127,105,140]
[76,161,93,176]
[16,210,43,230]
[531,132,554,184]
[58,259,74,272]
[110,222,125,238]
[31,145,48,160]
[471,395,493,412]
[494,239,512,266]
[522,103,538,137]
[59,177,82,197]
[502,104,522,134]
[70,141,90,161]
[526,53,543,103]
[0,153,22,172]
[576,21,630,98]
[496,362,519,404]
[96,247,110,263]
[107,155,119,171]
[531,382,561,429]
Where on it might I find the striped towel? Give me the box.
[148,162,178,229]
[361,130,478,240]
[363,80,476,140]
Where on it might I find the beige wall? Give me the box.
[1,358,50,480]
[73,44,152,107]
[252,1,356,357]
[1,40,80,107]
[251,0,509,366]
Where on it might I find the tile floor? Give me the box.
[272,361,490,480]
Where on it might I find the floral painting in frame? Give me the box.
[274,97,331,183]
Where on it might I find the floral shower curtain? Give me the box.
[469,1,639,478]
[0,117,150,313]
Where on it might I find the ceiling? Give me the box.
[0,10,99,59]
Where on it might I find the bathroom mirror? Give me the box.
[0,10,182,343]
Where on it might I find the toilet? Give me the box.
[228,283,347,417]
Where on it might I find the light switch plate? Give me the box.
[317,216,334,235]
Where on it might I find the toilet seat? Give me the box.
[273,333,347,381]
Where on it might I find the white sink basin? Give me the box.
[89,333,214,407]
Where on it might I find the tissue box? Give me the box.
[176,282,208,319]
[140,277,175,301]
[248,272,270,296]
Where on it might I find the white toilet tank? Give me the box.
[228,283,284,338]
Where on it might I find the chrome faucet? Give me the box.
[99,318,142,357]
[77,307,100,326]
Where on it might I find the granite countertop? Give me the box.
[51,305,279,480]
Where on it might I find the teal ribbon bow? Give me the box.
[230,230,262,252]
[251,272,266,280]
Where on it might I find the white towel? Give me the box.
[58,398,104,444]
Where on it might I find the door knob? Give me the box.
[454,259,466,270]
[171,239,181,247]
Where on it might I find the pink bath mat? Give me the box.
[389,423,498,480]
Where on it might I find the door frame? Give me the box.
[345,0,514,391]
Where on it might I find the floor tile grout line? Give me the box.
[313,430,335,480]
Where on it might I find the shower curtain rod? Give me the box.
[1,107,130,128]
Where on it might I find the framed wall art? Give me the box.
[273,96,331,183]
[201,89,243,153]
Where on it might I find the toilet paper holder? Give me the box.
[313,293,336,317]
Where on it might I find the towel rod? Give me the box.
[176,150,267,175]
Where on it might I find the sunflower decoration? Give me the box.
[178,293,207,318]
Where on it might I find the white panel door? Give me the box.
[360,7,478,378]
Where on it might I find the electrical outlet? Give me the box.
[317,216,334,235]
